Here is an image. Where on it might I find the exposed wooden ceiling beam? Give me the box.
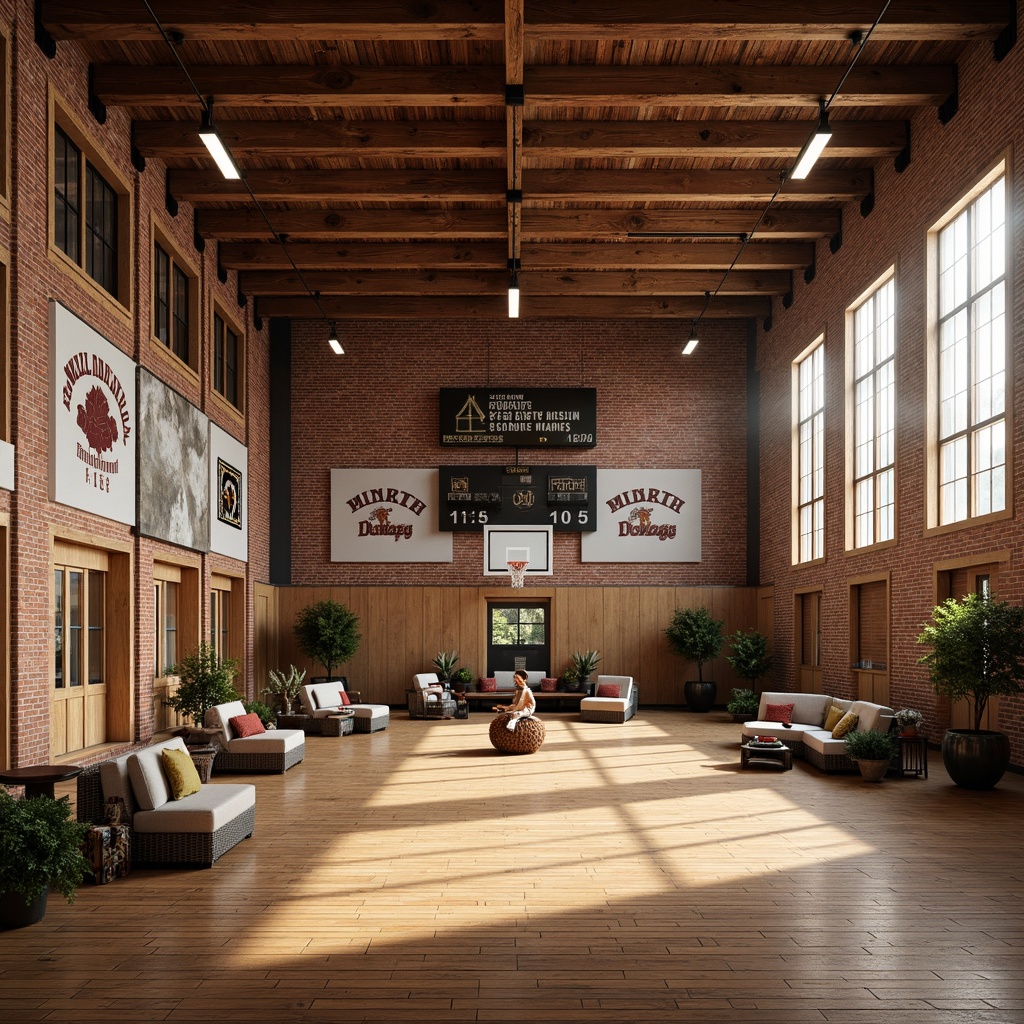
[218,240,812,271]
[41,1,1010,43]
[238,268,790,296]
[254,293,771,319]
[93,64,952,110]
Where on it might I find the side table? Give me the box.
[186,743,217,783]
[896,735,928,778]
[0,764,83,799]
[277,712,314,732]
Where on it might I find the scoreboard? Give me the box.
[439,464,597,531]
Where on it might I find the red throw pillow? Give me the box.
[765,702,794,725]
[229,713,266,738]
[479,678,497,692]
[339,689,351,706]
[596,683,621,698]
[540,678,558,692]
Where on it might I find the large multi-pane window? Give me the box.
[936,173,1006,525]
[210,585,231,663]
[795,342,825,563]
[154,578,179,677]
[852,277,895,547]
[53,123,121,298]
[213,310,242,410]
[54,566,104,690]
[153,241,193,366]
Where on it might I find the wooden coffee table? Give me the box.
[740,742,792,771]
[0,764,84,799]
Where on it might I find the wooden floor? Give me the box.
[3,710,1024,1023]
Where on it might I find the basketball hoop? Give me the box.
[507,560,529,588]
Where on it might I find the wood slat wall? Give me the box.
[271,585,770,706]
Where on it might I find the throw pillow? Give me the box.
[229,712,266,738]
[831,710,860,738]
[596,683,621,698]
[479,677,497,692]
[161,747,202,800]
[339,689,351,706]
[822,704,846,732]
[540,678,558,692]
[765,702,795,725]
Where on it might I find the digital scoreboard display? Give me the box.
[439,388,597,447]
[439,465,597,531]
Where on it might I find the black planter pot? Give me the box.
[941,729,1011,790]
[0,887,48,930]
[684,680,717,713]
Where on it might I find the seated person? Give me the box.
[493,669,537,731]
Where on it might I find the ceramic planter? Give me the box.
[941,730,1011,790]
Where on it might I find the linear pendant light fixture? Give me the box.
[198,99,241,180]
[327,321,344,355]
[682,320,699,355]
[790,100,833,180]
[508,270,520,318]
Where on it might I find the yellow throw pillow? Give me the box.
[161,747,202,800]
[823,704,846,732]
[831,710,860,739]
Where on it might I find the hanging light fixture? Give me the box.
[682,320,699,356]
[508,269,520,319]
[790,100,833,181]
[327,321,344,355]
[198,99,241,180]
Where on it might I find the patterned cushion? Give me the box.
[229,712,266,737]
[822,704,847,732]
[479,678,497,692]
[832,710,860,738]
[596,683,621,698]
[161,746,202,800]
[765,702,795,724]
[540,678,558,692]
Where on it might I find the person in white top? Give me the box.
[493,669,537,731]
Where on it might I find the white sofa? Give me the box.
[580,674,639,723]
[300,680,390,733]
[205,700,306,772]
[493,670,548,688]
[76,736,256,867]
[742,691,895,772]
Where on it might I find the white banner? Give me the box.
[581,469,701,563]
[331,469,452,562]
[49,302,136,525]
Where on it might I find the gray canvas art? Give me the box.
[137,370,209,551]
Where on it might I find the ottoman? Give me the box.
[489,713,545,754]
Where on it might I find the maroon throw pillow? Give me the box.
[229,713,266,738]
[596,683,621,698]
[540,678,558,692]
[479,677,497,692]
[765,702,795,725]
[339,689,351,706]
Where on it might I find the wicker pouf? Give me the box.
[489,713,546,755]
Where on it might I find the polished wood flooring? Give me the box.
[3,710,1024,1023]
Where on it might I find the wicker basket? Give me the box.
[489,713,546,754]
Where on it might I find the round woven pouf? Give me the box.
[489,713,546,755]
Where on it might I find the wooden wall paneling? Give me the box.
[0,517,7,769]
[439,587,460,655]
[618,587,642,685]
[461,587,483,680]
[657,586,681,704]
[363,585,388,700]
[253,582,278,695]
[601,587,626,676]
[51,699,68,758]
[637,586,663,704]
[106,550,133,743]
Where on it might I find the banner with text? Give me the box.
[581,469,701,563]
[331,468,453,562]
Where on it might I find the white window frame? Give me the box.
[792,338,825,565]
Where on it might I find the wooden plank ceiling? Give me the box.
[42,1,1015,322]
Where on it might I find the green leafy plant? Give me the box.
[570,649,601,679]
[917,594,1024,730]
[665,607,724,683]
[561,666,580,690]
[294,600,362,683]
[726,687,759,718]
[0,791,91,904]
[725,629,772,693]
[243,700,276,727]
[432,650,460,682]
[264,665,306,711]
[452,667,474,690]
[162,642,239,726]
[894,708,924,729]
[844,728,899,761]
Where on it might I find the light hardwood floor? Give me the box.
[3,710,1024,1023]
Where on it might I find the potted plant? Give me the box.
[264,664,306,715]
[243,700,277,729]
[726,687,760,723]
[844,728,899,782]
[570,649,601,690]
[432,650,460,688]
[451,667,474,693]
[0,791,91,929]
[560,666,580,692]
[665,606,724,712]
[162,642,239,735]
[294,599,362,686]
[917,594,1024,790]
[893,708,924,738]
[725,629,772,695]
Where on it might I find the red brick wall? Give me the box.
[288,317,752,587]
[755,32,1024,763]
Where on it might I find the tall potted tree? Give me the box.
[724,629,772,719]
[665,606,724,712]
[294,599,362,686]
[162,642,239,734]
[917,594,1024,790]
